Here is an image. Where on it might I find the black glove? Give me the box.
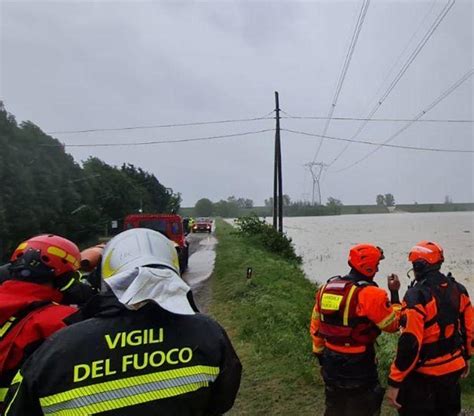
[56,272,98,306]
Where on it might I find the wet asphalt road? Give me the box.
[182,229,217,313]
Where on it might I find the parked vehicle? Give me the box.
[123,213,189,273]
[192,218,213,233]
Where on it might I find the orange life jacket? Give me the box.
[318,276,381,347]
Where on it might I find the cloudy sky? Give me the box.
[1,0,472,206]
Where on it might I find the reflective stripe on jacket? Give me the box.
[4,294,242,416]
[388,271,473,387]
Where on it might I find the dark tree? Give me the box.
[194,198,214,217]
[384,193,395,207]
[0,103,180,260]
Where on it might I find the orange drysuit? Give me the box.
[388,271,473,387]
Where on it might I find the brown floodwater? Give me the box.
[282,211,474,294]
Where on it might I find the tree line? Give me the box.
[376,193,395,207]
[0,103,180,260]
[193,195,344,218]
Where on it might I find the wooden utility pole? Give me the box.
[273,97,278,230]
[273,91,283,233]
[276,92,283,233]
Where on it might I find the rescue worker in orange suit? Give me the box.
[78,243,106,291]
[4,228,242,415]
[386,241,473,415]
[310,243,402,416]
[0,234,88,410]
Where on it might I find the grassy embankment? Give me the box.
[209,220,473,415]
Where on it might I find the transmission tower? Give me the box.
[304,162,328,205]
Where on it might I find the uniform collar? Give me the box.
[417,270,447,286]
[78,291,125,319]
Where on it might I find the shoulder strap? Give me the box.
[0,301,51,342]
[353,280,377,288]
[326,275,343,283]
[0,301,52,374]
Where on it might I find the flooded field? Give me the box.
[283,212,474,293]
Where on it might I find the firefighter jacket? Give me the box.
[4,293,242,416]
[388,271,473,387]
[310,272,401,355]
[0,280,76,407]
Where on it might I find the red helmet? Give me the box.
[408,241,444,265]
[10,234,81,278]
[348,243,384,278]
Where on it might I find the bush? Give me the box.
[234,215,302,263]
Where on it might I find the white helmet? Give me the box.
[102,228,180,279]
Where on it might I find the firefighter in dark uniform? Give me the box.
[0,234,89,410]
[310,243,402,416]
[386,241,473,415]
[4,228,242,415]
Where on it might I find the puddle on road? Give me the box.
[182,235,217,313]
[183,235,217,291]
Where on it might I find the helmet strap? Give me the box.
[413,260,441,280]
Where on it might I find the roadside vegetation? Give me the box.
[234,215,302,263]
[0,103,180,259]
[209,219,473,415]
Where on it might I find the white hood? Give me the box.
[104,266,196,315]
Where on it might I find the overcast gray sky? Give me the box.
[1,0,472,206]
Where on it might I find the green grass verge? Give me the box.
[209,220,473,415]
[210,220,321,415]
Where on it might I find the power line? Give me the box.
[313,0,371,162]
[327,0,456,167]
[48,113,474,139]
[40,129,274,148]
[37,123,474,152]
[379,0,455,105]
[283,115,473,123]
[333,69,474,172]
[261,109,276,118]
[363,0,439,115]
[47,116,274,135]
[282,128,474,153]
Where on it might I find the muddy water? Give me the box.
[283,212,474,293]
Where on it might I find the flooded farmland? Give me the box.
[282,211,474,293]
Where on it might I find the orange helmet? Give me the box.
[408,241,444,265]
[10,234,81,279]
[348,243,384,278]
[80,243,105,272]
